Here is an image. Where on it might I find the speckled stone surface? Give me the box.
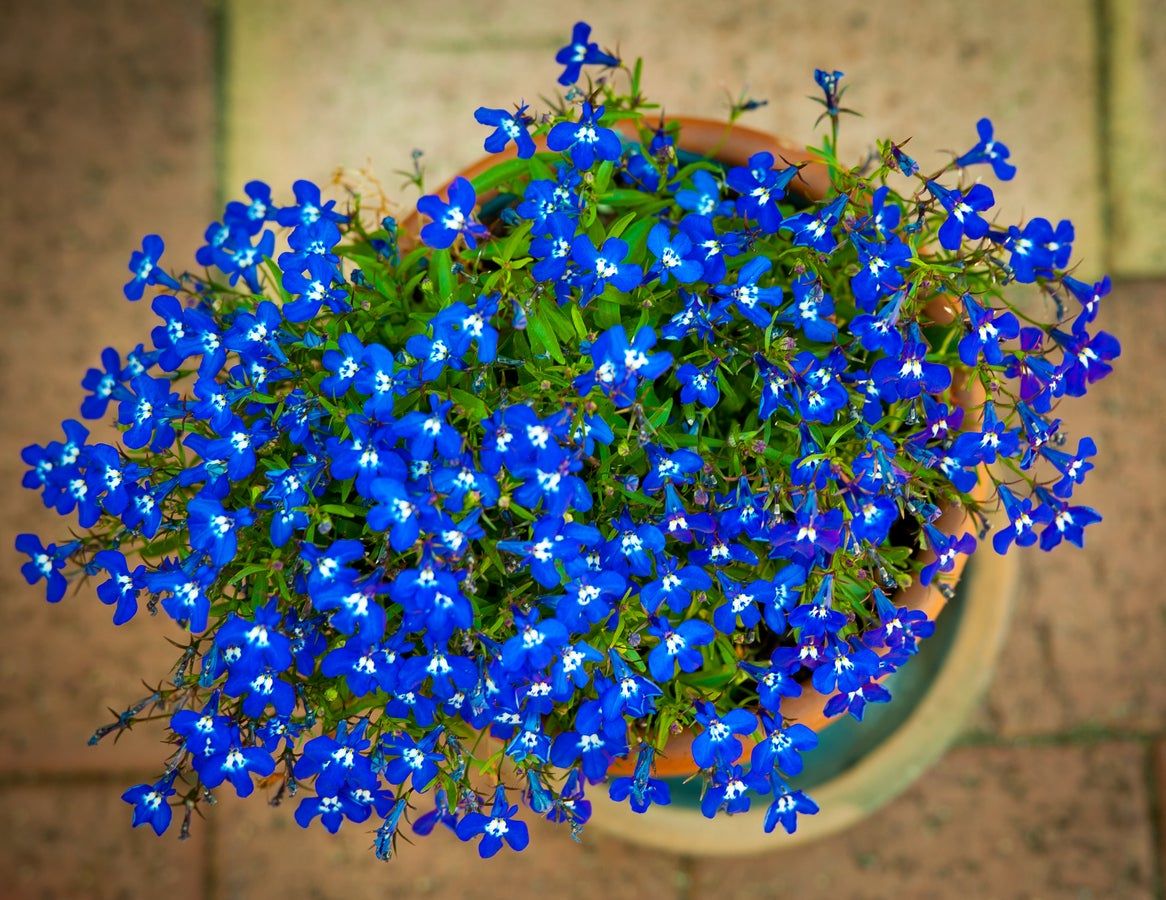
[225,0,1106,275]
[1108,0,1166,275]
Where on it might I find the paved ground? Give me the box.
[1,3,1163,898]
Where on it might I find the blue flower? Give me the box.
[701,764,767,818]
[224,180,276,235]
[550,699,629,782]
[412,789,458,837]
[950,401,1020,465]
[554,21,619,85]
[919,526,977,586]
[1041,436,1097,498]
[787,576,847,638]
[647,223,702,285]
[193,729,276,797]
[780,273,837,343]
[782,194,848,253]
[572,232,644,302]
[992,484,1055,553]
[123,235,180,301]
[122,774,177,835]
[814,69,845,117]
[395,395,463,460]
[80,347,125,420]
[547,103,622,170]
[823,679,893,720]
[642,445,705,494]
[676,360,720,408]
[958,295,1020,366]
[1062,275,1110,329]
[763,781,819,834]
[928,180,995,251]
[789,350,849,424]
[811,641,881,694]
[573,325,671,407]
[691,701,757,768]
[675,170,732,217]
[276,179,346,229]
[646,617,715,682]
[118,374,180,451]
[678,215,744,283]
[294,790,376,834]
[474,103,536,158]
[294,720,376,797]
[956,118,1016,181]
[188,489,255,568]
[553,570,627,632]
[550,641,604,701]
[455,785,530,857]
[381,730,444,790]
[373,796,410,861]
[15,534,69,603]
[741,650,803,713]
[866,589,935,656]
[282,256,349,321]
[711,256,783,328]
[215,599,292,680]
[417,177,488,249]
[213,229,276,293]
[498,516,601,589]
[608,744,672,813]
[870,325,952,400]
[502,609,569,672]
[530,212,577,282]
[1034,487,1102,551]
[1051,326,1121,397]
[727,152,798,233]
[598,654,663,720]
[94,549,145,625]
[849,233,913,310]
[1005,217,1075,283]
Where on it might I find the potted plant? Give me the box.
[16,21,1117,860]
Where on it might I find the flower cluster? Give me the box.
[17,22,1116,858]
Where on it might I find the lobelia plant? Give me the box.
[17,20,1119,858]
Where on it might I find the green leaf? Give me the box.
[526,307,565,364]
[470,158,532,194]
[593,160,615,194]
[606,210,639,241]
[429,249,452,302]
[450,387,489,421]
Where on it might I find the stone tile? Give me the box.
[211,790,685,900]
[691,742,1156,899]
[0,782,206,900]
[1108,0,1166,276]
[979,282,1166,737]
[1154,741,1166,887]
[225,0,1104,273]
[0,0,216,771]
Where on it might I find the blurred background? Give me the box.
[0,1,1163,897]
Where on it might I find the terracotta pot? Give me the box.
[404,116,990,780]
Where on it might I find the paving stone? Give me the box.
[691,742,1156,899]
[1108,0,1166,276]
[225,0,1105,274]
[1153,742,1166,886]
[210,789,685,900]
[0,0,216,771]
[0,782,206,900]
[979,282,1166,737]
